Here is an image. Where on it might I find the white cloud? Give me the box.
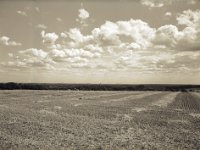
[119,42,142,50]
[41,31,59,44]
[67,28,92,47]
[177,9,200,28]
[36,24,47,29]
[35,7,40,12]
[78,9,89,20]
[60,32,68,38]
[17,10,27,17]
[16,48,55,70]
[141,0,164,8]
[2,48,56,70]
[67,57,88,63]
[51,49,66,58]
[153,25,182,47]
[84,44,103,53]
[49,44,62,50]
[0,36,22,46]
[165,12,172,17]
[4,9,200,73]
[153,9,200,51]
[76,8,90,27]
[56,17,62,22]
[20,48,48,59]
[8,53,13,57]
[64,48,100,58]
[140,0,198,8]
[91,19,155,48]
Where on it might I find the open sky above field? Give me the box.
[0,0,200,84]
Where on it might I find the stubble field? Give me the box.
[0,90,200,149]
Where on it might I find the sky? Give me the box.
[0,0,200,84]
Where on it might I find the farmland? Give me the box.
[0,90,200,149]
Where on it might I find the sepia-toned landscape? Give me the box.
[1,0,200,149]
[1,90,200,149]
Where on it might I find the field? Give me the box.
[0,90,200,149]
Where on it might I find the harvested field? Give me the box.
[168,92,200,112]
[0,90,200,149]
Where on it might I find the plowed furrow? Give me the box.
[169,92,200,112]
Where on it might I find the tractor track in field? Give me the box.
[168,92,200,112]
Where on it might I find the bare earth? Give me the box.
[0,90,200,150]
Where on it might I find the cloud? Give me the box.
[48,48,101,63]
[84,44,103,53]
[114,49,200,73]
[78,8,90,20]
[141,0,164,8]
[67,28,92,47]
[17,10,27,17]
[152,9,200,51]
[153,25,181,48]
[153,24,200,51]
[92,19,155,48]
[20,48,48,59]
[76,8,90,27]
[41,31,59,44]
[140,0,198,8]
[5,44,102,71]
[18,48,55,70]
[8,53,14,57]
[155,51,200,72]
[2,48,55,71]
[176,9,200,28]
[3,9,200,73]
[64,48,100,58]
[36,24,47,29]
[35,7,40,12]
[165,12,172,17]
[56,17,62,22]
[0,36,22,46]
[91,21,121,46]
[60,32,68,38]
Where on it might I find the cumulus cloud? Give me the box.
[92,19,155,48]
[35,7,40,12]
[78,9,89,20]
[140,0,198,8]
[41,31,59,44]
[165,12,172,17]
[176,9,200,28]
[84,44,103,53]
[1,48,56,71]
[50,48,101,60]
[4,8,200,73]
[152,9,200,51]
[64,48,100,58]
[56,17,62,22]
[5,42,102,70]
[60,19,155,50]
[76,8,90,27]
[141,0,164,8]
[67,28,92,47]
[0,36,22,46]
[8,53,14,58]
[154,51,200,72]
[20,48,48,59]
[17,48,55,70]
[36,24,47,29]
[153,25,181,47]
[17,10,27,17]
[60,32,68,38]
